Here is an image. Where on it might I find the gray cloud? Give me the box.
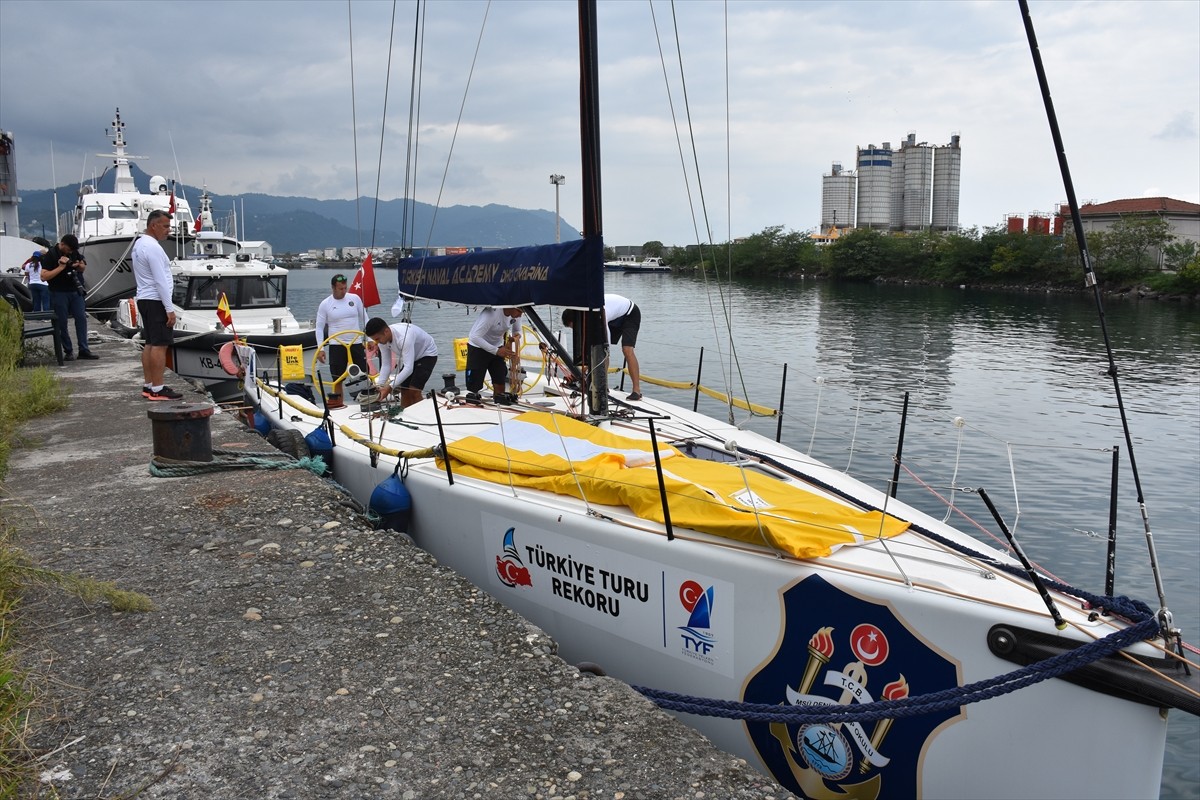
[2,0,1197,246]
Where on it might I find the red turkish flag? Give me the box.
[168,189,176,216]
[350,253,381,308]
[193,213,203,233]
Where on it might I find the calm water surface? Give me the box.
[286,267,1199,799]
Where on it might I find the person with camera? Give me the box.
[39,233,98,361]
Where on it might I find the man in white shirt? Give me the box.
[465,306,522,403]
[364,317,438,407]
[562,293,643,400]
[131,211,182,400]
[315,273,367,409]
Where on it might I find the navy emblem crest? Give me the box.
[743,576,962,798]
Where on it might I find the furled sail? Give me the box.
[397,238,604,309]
[442,411,910,559]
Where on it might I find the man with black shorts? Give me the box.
[465,306,522,403]
[364,317,438,408]
[562,293,643,400]
[315,273,368,409]
[132,210,182,400]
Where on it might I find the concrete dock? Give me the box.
[7,323,793,799]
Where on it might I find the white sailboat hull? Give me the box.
[246,377,1172,799]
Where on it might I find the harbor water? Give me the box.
[284,266,1199,798]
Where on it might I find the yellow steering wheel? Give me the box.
[311,329,369,397]
[484,323,547,397]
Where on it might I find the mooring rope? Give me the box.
[635,614,1160,723]
[149,447,327,478]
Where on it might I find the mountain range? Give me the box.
[15,164,581,253]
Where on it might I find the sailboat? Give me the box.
[245,2,1198,797]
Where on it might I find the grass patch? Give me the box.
[0,302,153,796]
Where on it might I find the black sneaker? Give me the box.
[493,393,513,406]
[63,352,76,361]
[627,391,642,401]
[77,350,100,360]
[144,386,183,401]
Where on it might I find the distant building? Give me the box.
[820,162,856,231]
[240,240,272,260]
[855,144,892,230]
[833,131,961,233]
[1076,197,1200,270]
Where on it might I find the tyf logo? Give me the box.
[743,576,961,799]
[495,527,532,588]
[678,580,717,657]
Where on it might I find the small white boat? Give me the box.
[603,254,670,273]
[61,109,239,319]
[115,252,315,401]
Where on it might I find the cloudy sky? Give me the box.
[2,0,1197,247]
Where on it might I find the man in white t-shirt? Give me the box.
[315,273,367,409]
[364,317,438,407]
[465,306,522,403]
[132,210,182,400]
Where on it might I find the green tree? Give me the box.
[1087,216,1174,281]
[1162,240,1197,273]
[827,227,890,281]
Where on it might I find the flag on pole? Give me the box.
[350,252,381,308]
[216,292,234,328]
[193,213,203,233]
[168,185,176,216]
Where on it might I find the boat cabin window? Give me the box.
[241,276,286,307]
[108,206,138,220]
[179,275,286,309]
[83,205,103,221]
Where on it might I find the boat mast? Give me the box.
[578,0,608,416]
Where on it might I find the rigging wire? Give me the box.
[400,0,427,257]
[652,1,758,429]
[1018,0,1174,645]
[347,1,362,250]
[368,0,401,254]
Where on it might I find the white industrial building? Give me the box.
[820,163,856,231]
[825,131,962,233]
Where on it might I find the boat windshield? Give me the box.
[108,206,138,220]
[176,275,287,309]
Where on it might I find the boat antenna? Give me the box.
[1018,0,1175,645]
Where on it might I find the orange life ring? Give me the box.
[127,298,138,328]
[219,340,244,376]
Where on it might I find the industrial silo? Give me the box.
[889,140,906,231]
[903,138,933,231]
[821,162,857,230]
[931,134,961,231]
[855,145,891,230]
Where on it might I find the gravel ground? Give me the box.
[7,329,793,799]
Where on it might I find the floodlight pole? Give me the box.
[550,173,565,243]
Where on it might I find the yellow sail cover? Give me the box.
[442,411,908,559]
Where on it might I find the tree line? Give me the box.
[633,216,1200,294]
